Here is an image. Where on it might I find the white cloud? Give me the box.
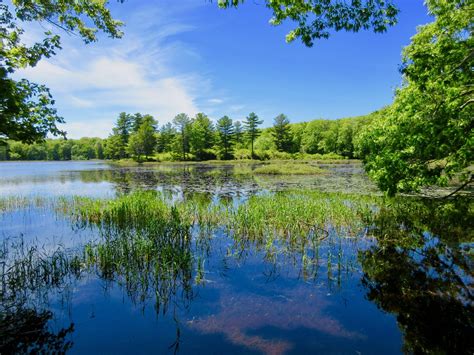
[60,120,115,139]
[14,2,207,138]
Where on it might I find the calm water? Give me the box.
[0,160,377,198]
[0,161,472,354]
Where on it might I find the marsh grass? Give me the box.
[0,187,381,333]
[61,190,376,285]
[0,196,49,213]
[56,190,376,241]
[0,238,82,314]
[2,189,379,306]
[253,163,325,175]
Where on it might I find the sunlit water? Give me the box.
[0,161,472,354]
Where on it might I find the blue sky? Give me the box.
[16,0,432,138]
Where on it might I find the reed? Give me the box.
[253,163,325,175]
[0,196,48,213]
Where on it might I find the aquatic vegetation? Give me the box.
[58,191,175,231]
[0,238,81,309]
[0,196,49,213]
[83,228,194,311]
[1,187,472,353]
[227,190,375,240]
[0,237,78,353]
[253,163,325,175]
[55,189,376,242]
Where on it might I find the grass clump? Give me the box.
[227,190,375,241]
[58,191,174,231]
[253,163,325,175]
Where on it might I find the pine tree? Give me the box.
[216,116,234,160]
[243,112,263,159]
[272,114,293,152]
[234,121,244,146]
[173,113,191,160]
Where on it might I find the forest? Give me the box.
[0,111,374,162]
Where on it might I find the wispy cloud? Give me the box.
[14,1,208,138]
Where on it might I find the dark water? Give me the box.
[0,161,472,354]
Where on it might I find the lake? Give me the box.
[0,161,472,354]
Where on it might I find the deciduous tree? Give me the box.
[358,0,473,195]
[0,1,123,144]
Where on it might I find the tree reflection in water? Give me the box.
[1,308,74,353]
[360,197,474,354]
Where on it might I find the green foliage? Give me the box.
[157,122,176,153]
[127,115,158,161]
[190,113,216,160]
[0,1,123,143]
[358,1,474,195]
[233,121,244,146]
[216,115,234,160]
[4,137,104,161]
[216,0,398,47]
[104,113,131,160]
[173,113,192,160]
[254,129,276,152]
[243,112,263,159]
[2,110,373,162]
[272,114,293,152]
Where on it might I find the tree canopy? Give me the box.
[357,0,473,195]
[0,0,123,144]
[216,0,398,46]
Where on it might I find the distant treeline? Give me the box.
[0,111,379,162]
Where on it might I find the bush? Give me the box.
[233,149,252,160]
[267,150,293,160]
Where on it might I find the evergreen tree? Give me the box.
[131,113,143,133]
[190,113,215,160]
[216,116,234,160]
[127,115,157,161]
[116,112,133,143]
[105,134,126,160]
[173,113,192,160]
[157,123,176,153]
[105,112,133,159]
[243,112,263,159]
[272,114,293,152]
[234,121,244,146]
